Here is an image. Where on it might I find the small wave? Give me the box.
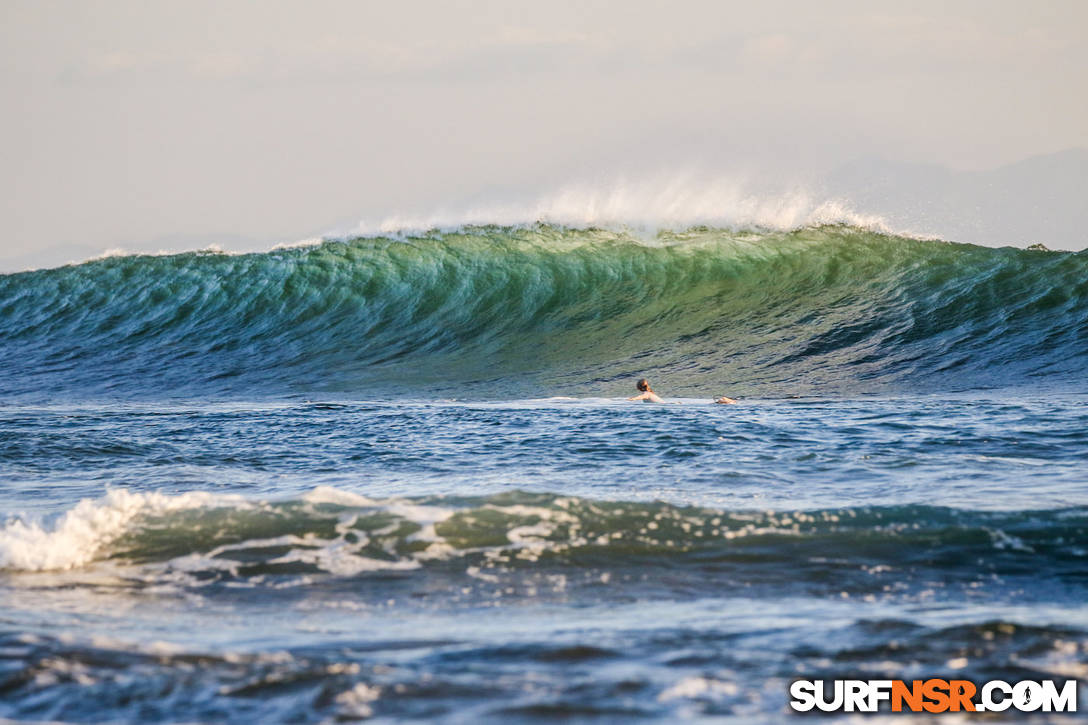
[4,488,1085,602]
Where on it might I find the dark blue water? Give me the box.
[1,227,1086,721]
[2,395,1086,722]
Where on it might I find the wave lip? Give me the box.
[346,180,895,238]
[1,224,1085,400]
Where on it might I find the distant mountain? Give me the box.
[822,148,1088,250]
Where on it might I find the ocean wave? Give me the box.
[3,488,1085,599]
[1,224,1085,400]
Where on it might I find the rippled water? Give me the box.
[2,394,1086,722]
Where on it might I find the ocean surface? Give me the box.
[1,224,1086,722]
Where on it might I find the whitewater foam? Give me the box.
[344,176,895,240]
[33,179,904,270]
[0,489,245,571]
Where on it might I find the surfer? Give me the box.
[628,378,665,403]
[628,378,738,404]
[631,374,739,402]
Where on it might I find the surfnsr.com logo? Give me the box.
[790,679,1078,713]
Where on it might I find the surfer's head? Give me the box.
[636,378,651,392]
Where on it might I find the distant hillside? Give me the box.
[822,149,1088,250]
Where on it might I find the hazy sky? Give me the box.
[2,1,1087,265]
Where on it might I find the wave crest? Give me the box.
[347,179,894,238]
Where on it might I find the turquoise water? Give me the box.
[1,226,1086,721]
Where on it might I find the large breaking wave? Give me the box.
[1,224,1085,400]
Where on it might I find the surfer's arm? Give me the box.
[628,392,665,403]
[714,396,737,404]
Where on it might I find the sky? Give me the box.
[2,1,1087,268]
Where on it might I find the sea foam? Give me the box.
[0,489,243,571]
